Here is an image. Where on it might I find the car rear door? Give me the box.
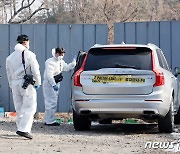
[73,50,87,75]
[80,47,155,95]
[71,50,87,99]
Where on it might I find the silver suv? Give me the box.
[71,43,180,133]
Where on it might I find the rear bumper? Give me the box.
[73,99,168,117]
[72,89,171,119]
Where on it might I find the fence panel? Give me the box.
[125,22,136,44]
[84,24,96,51]
[136,22,148,44]
[160,21,171,65]
[171,21,180,70]
[96,24,108,45]
[0,25,10,111]
[0,24,108,112]
[114,23,125,44]
[33,25,46,112]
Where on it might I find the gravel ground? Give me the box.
[0,113,180,154]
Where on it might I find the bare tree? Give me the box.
[39,0,180,42]
[42,0,180,24]
[165,0,180,20]
[0,0,49,23]
[0,0,11,23]
[8,0,49,23]
[1,0,180,24]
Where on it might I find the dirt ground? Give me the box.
[0,113,180,154]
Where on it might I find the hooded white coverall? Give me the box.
[43,49,76,124]
[6,43,41,133]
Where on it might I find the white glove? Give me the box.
[71,59,76,68]
[73,55,77,61]
[53,85,59,91]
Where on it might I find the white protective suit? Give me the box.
[43,49,76,124]
[6,43,41,133]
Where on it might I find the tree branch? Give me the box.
[8,0,36,23]
[103,0,111,22]
[168,2,180,16]
[13,0,16,13]
[121,7,138,22]
[10,7,49,23]
[121,3,131,21]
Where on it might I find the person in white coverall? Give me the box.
[43,47,76,126]
[6,34,41,139]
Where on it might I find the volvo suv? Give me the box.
[71,43,180,133]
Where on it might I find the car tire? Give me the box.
[158,100,174,133]
[73,109,91,131]
[99,119,112,124]
[174,106,180,124]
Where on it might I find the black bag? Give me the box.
[22,50,36,89]
[54,73,63,83]
[22,74,36,89]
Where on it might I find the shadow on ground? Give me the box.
[1,120,179,137]
[31,121,159,136]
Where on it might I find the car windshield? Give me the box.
[84,47,152,71]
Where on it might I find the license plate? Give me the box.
[92,75,145,83]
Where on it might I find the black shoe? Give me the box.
[45,122,60,126]
[16,131,33,139]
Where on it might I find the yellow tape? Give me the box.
[92,75,145,83]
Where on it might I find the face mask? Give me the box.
[24,41,30,49]
[26,44,30,49]
[57,55,64,61]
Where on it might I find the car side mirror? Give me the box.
[174,67,180,77]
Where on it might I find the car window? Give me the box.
[156,50,164,68]
[156,49,170,71]
[74,51,86,73]
[84,47,152,71]
[160,50,170,71]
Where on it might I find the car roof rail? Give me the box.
[147,43,159,48]
[91,44,102,48]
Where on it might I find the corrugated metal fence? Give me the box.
[0,24,108,112]
[1,21,180,112]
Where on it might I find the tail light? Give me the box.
[153,69,164,86]
[151,51,165,86]
[74,54,88,87]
